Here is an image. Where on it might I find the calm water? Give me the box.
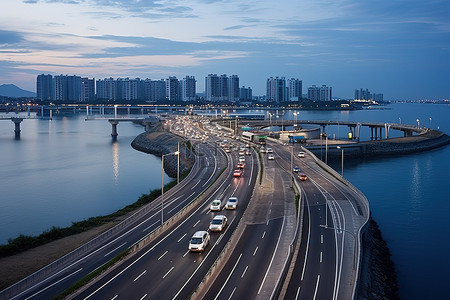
[1,103,448,299]
[0,114,170,244]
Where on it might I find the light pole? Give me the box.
[429,117,432,128]
[416,119,420,128]
[161,150,180,225]
[337,146,344,176]
[293,112,297,130]
[325,136,328,164]
[398,117,401,124]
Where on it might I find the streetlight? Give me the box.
[337,146,344,176]
[293,112,298,130]
[398,117,401,124]
[416,119,420,128]
[161,151,180,225]
[429,117,432,128]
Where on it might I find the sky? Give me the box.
[0,0,449,100]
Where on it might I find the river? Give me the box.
[1,102,449,299]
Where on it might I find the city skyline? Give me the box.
[0,0,449,100]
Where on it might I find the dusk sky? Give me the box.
[0,0,449,100]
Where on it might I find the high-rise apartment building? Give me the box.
[228,75,240,102]
[239,86,252,101]
[166,76,181,101]
[266,77,286,102]
[96,78,117,101]
[81,77,95,102]
[181,76,196,101]
[308,85,332,101]
[36,74,53,101]
[288,78,302,101]
[53,75,81,102]
[205,74,221,102]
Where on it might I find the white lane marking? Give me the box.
[143,220,160,232]
[178,233,187,243]
[228,287,237,300]
[301,194,312,281]
[258,215,286,295]
[193,220,200,227]
[295,286,301,300]
[213,253,242,300]
[248,151,254,186]
[321,234,324,244]
[191,180,201,190]
[183,250,190,257]
[320,251,323,263]
[134,270,147,282]
[23,268,83,300]
[140,294,147,300]
[313,275,321,300]
[262,231,266,239]
[266,219,270,225]
[104,242,127,257]
[253,246,258,256]
[167,192,196,214]
[111,295,118,300]
[202,155,217,187]
[241,266,248,278]
[158,251,168,260]
[163,266,174,279]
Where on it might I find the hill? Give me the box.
[0,84,36,98]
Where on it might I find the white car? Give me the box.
[298,151,305,158]
[209,215,228,232]
[225,197,238,210]
[239,156,245,163]
[189,231,210,252]
[268,153,275,160]
[266,147,273,153]
[210,199,221,211]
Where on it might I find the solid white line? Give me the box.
[241,266,248,278]
[213,253,242,300]
[253,246,259,256]
[313,275,321,300]
[24,268,83,300]
[228,287,237,300]
[104,242,127,257]
[191,180,201,190]
[158,251,168,260]
[193,220,200,227]
[295,286,301,300]
[163,266,174,278]
[301,194,312,281]
[248,152,254,186]
[139,294,147,300]
[178,233,187,243]
[133,270,147,282]
[202,155,217,187]
[258,215,286,295]
[143,220,160,232]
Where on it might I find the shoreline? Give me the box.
[0,124,193,291]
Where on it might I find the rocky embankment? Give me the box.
[131,123,195,178]
[358,217,400,300]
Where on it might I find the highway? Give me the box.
[6,140,228,300]
[72,142,259,299]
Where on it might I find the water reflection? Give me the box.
[112,141,120,185]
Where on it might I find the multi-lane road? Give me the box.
[2,116,369,300]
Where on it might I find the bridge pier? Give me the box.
[109,120,119,138]
[11,117,23,138]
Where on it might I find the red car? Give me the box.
[233,169,242,177]
[237,162,245,169]
[299,173,308,181]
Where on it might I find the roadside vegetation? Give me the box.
[0,170,189,258]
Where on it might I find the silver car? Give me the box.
[225,197,238,210]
